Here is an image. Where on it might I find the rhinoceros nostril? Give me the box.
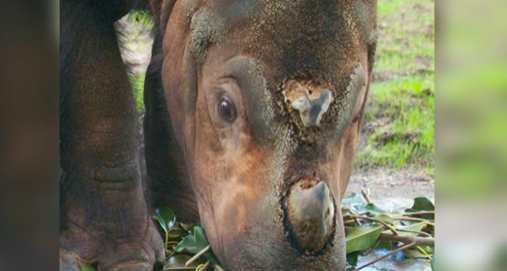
[283,180,335,252]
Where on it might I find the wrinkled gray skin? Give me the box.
[59,0,377,270]
[147,0,378,270]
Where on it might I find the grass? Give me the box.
[129,74,146,112]
[125,11,153,113]
[355,0,435,172]
[125,0,435,173]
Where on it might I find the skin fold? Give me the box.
[60,0,377,270]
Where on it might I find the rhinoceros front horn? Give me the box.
[283,179,335,252]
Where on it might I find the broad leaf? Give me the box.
[163,255,198,270]
[375,239,392,250]
[399,222,427,237]
[406,197,434,219]
[180,222,197,233]
[404,246,434,259]
[194,226,209,251]
[79,263,96,271]
[175,234,198,254]
[366,203,387,216]
[411,197,435,211]
[175,225,214,259]
[375,213,394,225]
[154,207,176,234]
[346,251,359,267]
[193,226,220,265]
[346,224,383,254]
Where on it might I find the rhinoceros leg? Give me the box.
[144,32,200,223]
[60,1,164,270]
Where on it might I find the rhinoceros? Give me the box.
[60,0,377,270]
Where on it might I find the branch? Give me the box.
[393,217,435,226]
[185,245,210,267]
[402,211,435,217]
[379,233,434,246]
[348,215,398,235]
[361,189,372,205]
[355,242,417,271]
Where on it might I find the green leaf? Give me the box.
[346,224,383,254]
[411,197,435,211]
[404,248,429,259]
[79,263,97,271]
[180,222,197,233]
[163,255,198,270]
[346,252,359,267]
[192,226,220,265]
[154,207,176,234]
[175,234,198,254]
[406,197,434,219]
[175,225,212,255]
[193,226,209,251]
[375,213,394,225]
[398,222,427,237]
[420,245,434,254]
[366,203,387,216]
[375,239,392,250]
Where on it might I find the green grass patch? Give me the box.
[129,74,146,113]
[356,0,435,171]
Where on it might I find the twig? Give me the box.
[185,245,210,267]
[379,233,434,246]
[214,264,226,271]
[355,242,417,271]
[416,245,433,260]
[396,229,433,238]
[196,260,210,271]
[361,189,372,205]
[349,215,398,236]
[402,211,435,217]
[164,233,169,252]
[393,217,435,226]
[353,217,362,226]
[344,219,356,225]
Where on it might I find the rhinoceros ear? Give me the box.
[180,43,199,147]
[351,0,378,72]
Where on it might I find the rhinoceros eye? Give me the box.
[218,96,237,123]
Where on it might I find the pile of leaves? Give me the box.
[80,194,434,271]
[342,192,435,270]
[154,192,434,271]
[152,207,222,271]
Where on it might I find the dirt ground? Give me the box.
[348,169,434,205]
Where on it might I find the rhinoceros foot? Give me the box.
[60,207,164,271]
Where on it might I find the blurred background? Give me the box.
[0,0,506,270]
[0,0,58,270]
[437,0,507,270]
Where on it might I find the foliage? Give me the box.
[78,193,434,271]
[342,193,435,270]
[129,74,146,113]
[152,208,223,271]
[148,192,435,271]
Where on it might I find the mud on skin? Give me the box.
[60,0,377,270]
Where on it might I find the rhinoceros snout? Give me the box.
[283,180,336,252]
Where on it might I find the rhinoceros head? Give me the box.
[159,0,377,269]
